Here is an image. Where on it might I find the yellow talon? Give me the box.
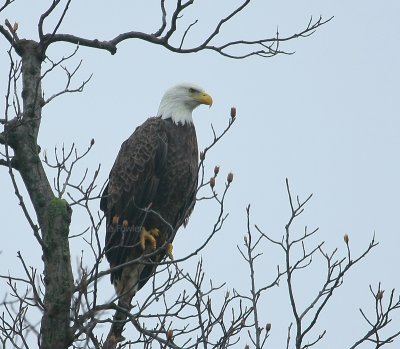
[151,228,160,238]
[166,243,173,260]
[140,227,159,251]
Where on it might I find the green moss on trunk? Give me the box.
[41,198,74,348]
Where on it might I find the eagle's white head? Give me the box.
[157,83,213,125]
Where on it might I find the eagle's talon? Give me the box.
[140,227,159,251]
[151,228,160,238]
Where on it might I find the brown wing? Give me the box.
[152,121,198,242]
[100,117,168,282]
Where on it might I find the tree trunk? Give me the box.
[7,40,74,349]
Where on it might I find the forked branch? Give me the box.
[350,284,400,348]
[255,180,381,349]
[0,0,332,59]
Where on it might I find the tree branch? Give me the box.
[41,14,332,58]
[152,0,167,37]
[0,24,13,44]
[0,0,14,13]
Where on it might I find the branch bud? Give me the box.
[227,172,234,184]
[200,151,205,160]
[265,323,271,332]
[376,290,384,300]
[244,345,250,349]
[112,215,119,225]
[90,138,95,146]
[80,273,88,294]
[109,335,117,345]
[209,176,215,189]
[214,165,220,175]
[230,106,237,119]
[344,233,349,244]
[166,330,173,341]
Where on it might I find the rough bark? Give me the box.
[40,198,74,349]
[5,40,74,349]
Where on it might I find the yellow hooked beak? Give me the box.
[194,91,213,107]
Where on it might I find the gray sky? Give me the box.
[1,1,400,348]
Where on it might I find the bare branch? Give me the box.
[0,24,13,45]
[255,180,382,349]
[38,0,72,41]
[0,0,14,13]
[179,20,198,50]
[202,0,253,46]
[350,285,400,348]
[238,205,281,349]
[153,0,167,37]
[41,12,332,58]
[42,52,93,105]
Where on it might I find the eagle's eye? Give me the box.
[188,87,197,94]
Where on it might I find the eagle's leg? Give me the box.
[166,242,174,259]
[140,227,160,250]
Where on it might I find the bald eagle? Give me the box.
[100,83,212,310]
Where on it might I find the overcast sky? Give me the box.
[1,1,400,348]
